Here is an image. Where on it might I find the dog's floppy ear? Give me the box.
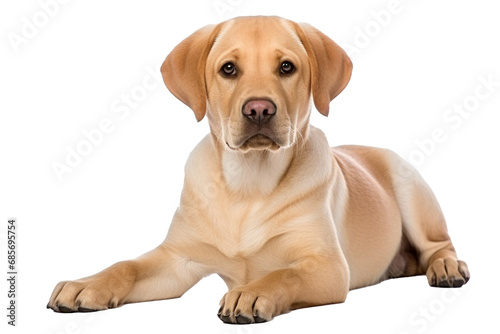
[295,23,353,116]
[161,24,220,122]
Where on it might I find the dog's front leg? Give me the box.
[47,244,208,312]
[218,254,349,324]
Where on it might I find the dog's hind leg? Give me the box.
[389,154,470,287]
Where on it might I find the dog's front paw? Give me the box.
[47,277,132,313]
[47,263,136,313]
[218,288,277,324]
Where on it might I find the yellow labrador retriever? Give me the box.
[48,16,470,324]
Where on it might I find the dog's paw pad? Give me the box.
[77,307,97,312]
[57,306,75,313]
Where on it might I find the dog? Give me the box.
[48,16,470,324]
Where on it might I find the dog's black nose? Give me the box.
[242,99,276,124]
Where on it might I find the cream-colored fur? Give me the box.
[48,16,469,324]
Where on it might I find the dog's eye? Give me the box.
[280,61,295,75]
[221,62,237,76]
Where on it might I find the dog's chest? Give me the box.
[211,198,274,259]
[212,151,295,258]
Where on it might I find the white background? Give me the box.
[1,0,499,333]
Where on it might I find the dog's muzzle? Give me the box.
[225,99,283,152]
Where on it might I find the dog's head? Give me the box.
[162,16,352,152]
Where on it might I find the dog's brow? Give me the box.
[215,47,241,64]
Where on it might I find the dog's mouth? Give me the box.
[226,134,281,152]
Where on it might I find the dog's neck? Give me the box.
[222,147,294,196]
